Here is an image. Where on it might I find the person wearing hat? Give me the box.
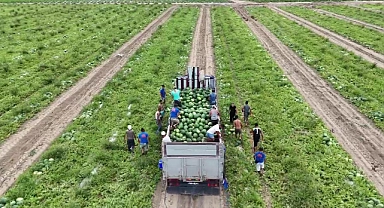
[171,87,181,107]
[125,125,136,153]
[209,105,219,126]
[161,131,171,143]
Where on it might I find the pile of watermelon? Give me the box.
[170,88,214,142]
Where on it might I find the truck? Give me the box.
[160,66,226,195]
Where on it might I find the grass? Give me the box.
[213,6,384,208]
[248,6,384,131]
[2,7,199,207]
[0,4,169,144]
[281,6,384,55]
[318,5,384,28]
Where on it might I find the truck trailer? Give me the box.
[160,67,226,195]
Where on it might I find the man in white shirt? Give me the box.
[161,131,171,143]
[206,124,221,142]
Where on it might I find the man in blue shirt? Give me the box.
[170,105,180,128]
[254,147,266,176]
[138,128,150,155]
[209,89,217,105]
[171,87,181,107]
[159,85,166,103]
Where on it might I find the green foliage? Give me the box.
[319,5,384,28]
[0,4,169,144]
[3,7,199,207]
[248,6,384,131]
[214,6,384,208]
[282,6,384,54]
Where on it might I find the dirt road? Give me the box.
[234,6,384,197]
[0,6,178,196]
[312,8,384,34]
[269,6,384,69]
[188,6,215,76]
[152,6,223,208]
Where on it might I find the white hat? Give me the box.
[127,125,132,130]
[161,131,166,136]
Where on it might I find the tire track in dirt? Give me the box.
[0,6,178,196]
[235,6,384,197]
[311,8,384,34]
[152,6,224,208]
[269,6,384,69]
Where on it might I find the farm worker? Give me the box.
[170,105,180,128]
[138,128,150,155]
[125,125,136,153]
[250,123,264,153]
[161,131,171,143]
[254,147,266,176]
[171,87,181,107]
[206,123,221,142]
[158,100,165,120]
[209,89,217,105]
[209,105,219,126]
[229,103,237,123]
[160,85,166,103]
[155,109,162,135]
[233,115,243,141]
[241,101,252,126]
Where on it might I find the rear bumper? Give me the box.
[166,179,221,195]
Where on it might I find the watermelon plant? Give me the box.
[2,7,199,207]
[281,6,384,54]
[0,4,169,144]
[170,88,212,142]
[248,7,384,131]
[213,6,384,207]
[318,5,384,28]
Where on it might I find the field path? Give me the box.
[269,6,384,69]
[152,6,225,208]
[234,6,384,197]
[312,8,384,34]
[0,5,178,196]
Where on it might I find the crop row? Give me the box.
[214,6,384,207]
[2,7,198,207]
[212,7,265,208]
[0,4,169,144]
[318,5,384,28]
[280,6,384,55]
[248,6,384,130]
[0,0,228,3]
[361,3,384,12]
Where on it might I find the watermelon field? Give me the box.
[1,1,384,208]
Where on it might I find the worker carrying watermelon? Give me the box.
[171,87,181,107]
[206,123,222,142]
[170,105,180,129]
[138,128,150,155]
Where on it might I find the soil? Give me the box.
[269,6,384,69]
[235,6,384,196]
[312,8,384,34]
[152,6,224,208]
[0,6,178,196]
